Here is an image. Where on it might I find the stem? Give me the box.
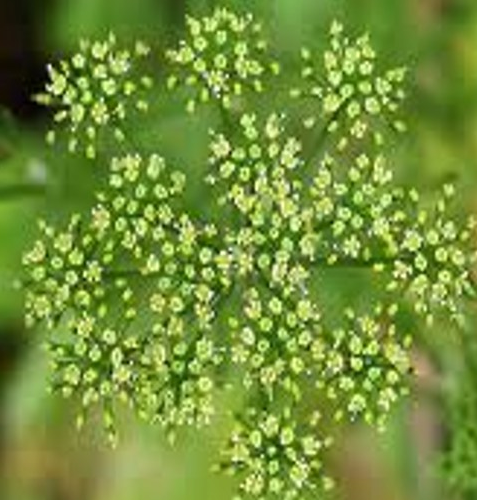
[103,269,155,280]
[0,183,45,201]
[101,255,393,284]
[212,94,236,135]
[311,255,397,269]
[302,97,351,167]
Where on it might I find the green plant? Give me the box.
[22,7,476,500]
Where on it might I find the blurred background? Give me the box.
[0,0,477,499]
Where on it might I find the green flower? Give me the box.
[292,21,406,148]
[314,306,412,428]
[220,407,334,500]
[35,34,153,159]
[167,7,280,113]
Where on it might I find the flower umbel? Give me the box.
[167,7,280,113]
[35,34,152,159]
[25,11,476,500]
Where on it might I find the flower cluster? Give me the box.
[35,33,152,158]
[315,306,411,428]
[28,10,476,500]
[307,152,476,325]
[24,153,230,442]
[208,113,303,216]
[292,21,406,153]
[208,113,313,299]
[229,286,320,401]
[308,150,404,263]
[166,7,280,113]
[208,110,475,331]
[387,185,476,325]
[220,407,334,500]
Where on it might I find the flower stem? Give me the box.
[0,183,45,201]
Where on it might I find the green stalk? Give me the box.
[0,183,45,201]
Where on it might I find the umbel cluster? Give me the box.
[23,7,476,500]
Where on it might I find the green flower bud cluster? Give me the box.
[229,284,410,429]
[292,21,406,145]
[220,407,334,500]
[306,149,476,325]
[27,10,476,500]
[166,7,280,113]
[24,153,230,443]
[228,286,320,400]
[315,306,411,429]
[208,113,313,297]
[35,33,152,159]
[387,185,476,326]
[309,150,404,261]
[208,113,303,217]
[208,110,475,330]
